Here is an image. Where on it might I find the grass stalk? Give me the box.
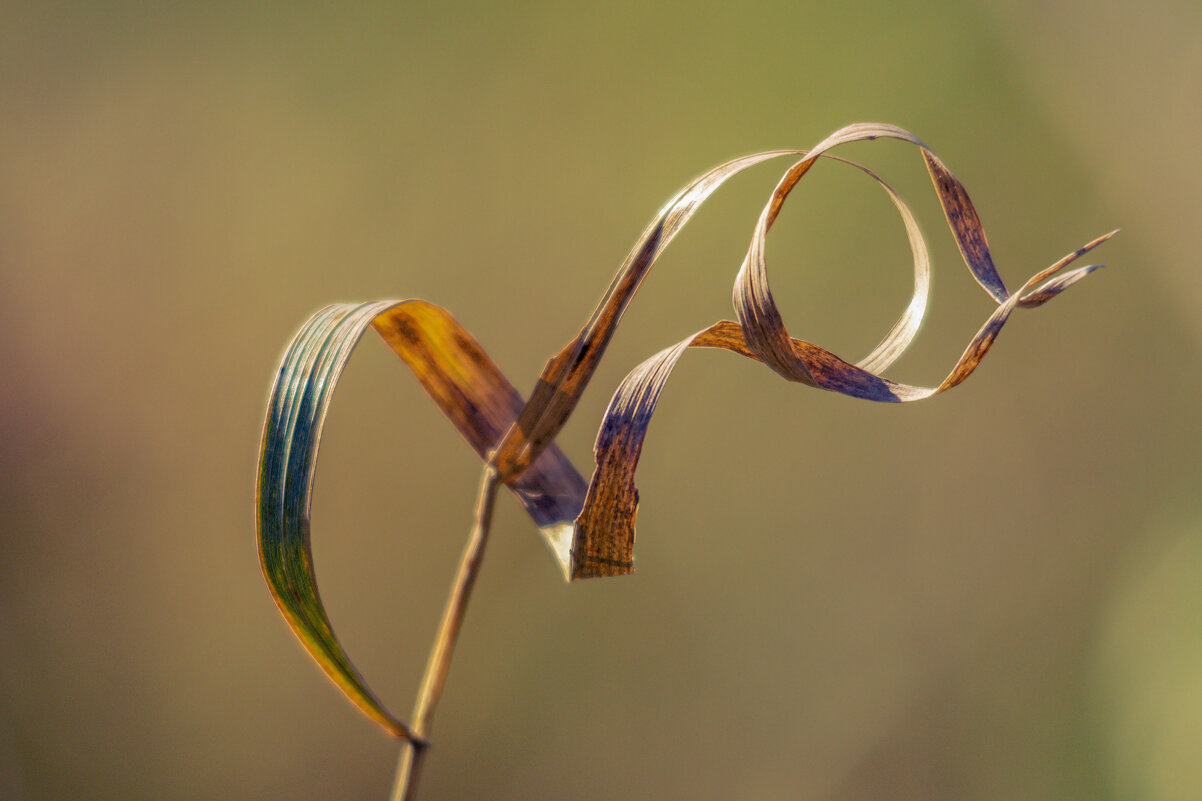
[388,464,502,801]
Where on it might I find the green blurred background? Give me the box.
[1,1,1199,799]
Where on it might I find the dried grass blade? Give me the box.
[257,301,589,734]
[257,302,411,737]
[570,125,1113,579]
[573,234,1107,576]
[492,151,801,481]
[734,123,1017,382]
[372,302,587,566]
[493,144,934,480]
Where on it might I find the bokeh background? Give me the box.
[2,1,1200,799]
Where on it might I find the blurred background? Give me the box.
[1,1,1199,799]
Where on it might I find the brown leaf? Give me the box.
[568,125,1113,578]
[372,302,587,562]
[491,151,802,481]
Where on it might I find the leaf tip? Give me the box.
[540,521,575,582]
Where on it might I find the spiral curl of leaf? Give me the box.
[257,123,1111,732]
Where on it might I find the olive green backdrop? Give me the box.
[1,1,1199,799]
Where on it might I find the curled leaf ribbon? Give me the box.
[257,123,1112,736]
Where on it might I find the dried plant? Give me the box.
[256,123,1113,800]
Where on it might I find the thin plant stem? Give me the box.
[389,464,502,801]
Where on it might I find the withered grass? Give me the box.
[255,123,1113,800]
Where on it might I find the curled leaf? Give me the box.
[568,124,1113,578]
[491,151,802,481]
[258,123,1113,736]
[257,300,587,735]
[491,125,996,482]
[572,233,1111,576]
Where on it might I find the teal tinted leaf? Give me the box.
[257,301,588,734]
